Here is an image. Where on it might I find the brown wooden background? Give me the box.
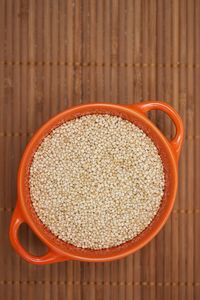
[0,0,199,299]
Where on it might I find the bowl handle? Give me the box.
[127,101,184,161]
[9,205,67,265]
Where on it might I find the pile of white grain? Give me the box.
[29,114,164,249]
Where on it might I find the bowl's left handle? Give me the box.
[9,205,67,265]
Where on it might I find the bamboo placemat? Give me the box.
[0,0,199,299]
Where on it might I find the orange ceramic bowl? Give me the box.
[9,101,183,265]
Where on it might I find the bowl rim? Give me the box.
[11,102,182,263]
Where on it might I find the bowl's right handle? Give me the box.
[9,205,67,265]
[127,101,184,162]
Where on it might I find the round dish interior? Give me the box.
[29,114,165,249]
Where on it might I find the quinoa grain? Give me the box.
[29,114,164,249]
